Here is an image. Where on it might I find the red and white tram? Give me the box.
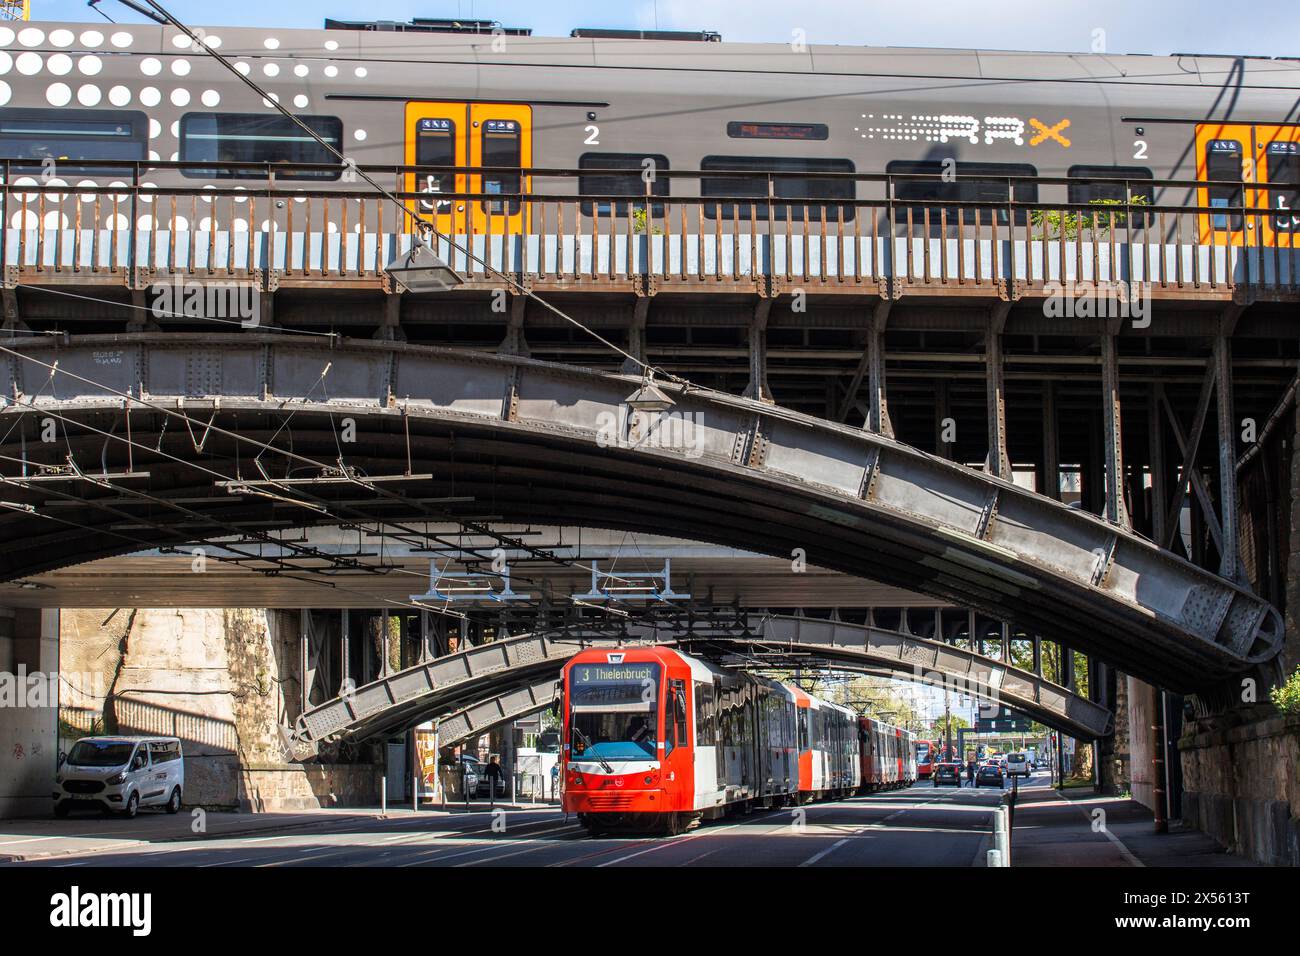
[561,645,916,835]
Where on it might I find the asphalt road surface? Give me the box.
[8,773,1041,868]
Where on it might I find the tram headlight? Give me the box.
[570,774,583,787]
[644,775,654,786]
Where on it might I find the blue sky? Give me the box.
[28,0,1300,58]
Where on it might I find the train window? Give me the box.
[1204,139,1244,231]
[0,108,148,176]
[1266,142,1300,232]
[694,682,715,742]
[480,118,521,216]
[700,155,855,221]
[1066,165,1154,205]
[670,679,688,752]
[886,160,1037,225]
[180,113,343,180]
[414,117,456,214]
[578,152,669,217]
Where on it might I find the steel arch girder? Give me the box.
[0,333,1282,687]
[287,618,1112,754]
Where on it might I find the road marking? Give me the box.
[798,838,848,867]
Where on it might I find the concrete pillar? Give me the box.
[0,608,59,819]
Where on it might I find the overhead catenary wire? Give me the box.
[0,341,675,611]
[133,0,691,390]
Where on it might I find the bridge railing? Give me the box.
[3,159,1296,296]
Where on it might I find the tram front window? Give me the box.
[569,661,661,761]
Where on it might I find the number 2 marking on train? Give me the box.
[1133,140,1148,160]
[584,125,600,145]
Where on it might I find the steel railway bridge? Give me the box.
[2,162,1296,767]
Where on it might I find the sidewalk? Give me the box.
[0,800,559,863]
[1010,782,1255,867]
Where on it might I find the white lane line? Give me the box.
[798,838,849,867]
[594,822,744,868]
[453,828,585,866]
[397,823,580,867]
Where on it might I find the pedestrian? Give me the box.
[966,756,976,788]
[485,755,505,801]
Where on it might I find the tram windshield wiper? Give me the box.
[569,724,614,774]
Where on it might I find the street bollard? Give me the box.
[987,848,1004,867]
[381,775,387,817]
[993,806,1009,866]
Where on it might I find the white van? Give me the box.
[54,736,184,819]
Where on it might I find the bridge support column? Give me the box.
[621,295,650,374]
[299,608,309,715]
[1213,327,1241,582]
[1101,326,1129,526]
[1041,381,1060,499]
[935,379,951,459]
[498,293,530,357]
[744,299,773,403]
[340,608,350,694]
[836,299,892,434]
[985,303,1011,478]
[1032,635,1042,676]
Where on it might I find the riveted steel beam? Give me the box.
[0,334,1283,688]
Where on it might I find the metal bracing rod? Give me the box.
[0,344,673,604]
[1160,362,1217,551]
[0,409,443,588]
[1236,366,1299,473]
[1156,387,1225,557]
[985,304,1011,479]
[836,300,892,426]
[0,450,469,618]
[1100,328,1130,527]
[1213,332,1243,583]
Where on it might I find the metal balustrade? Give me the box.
[2,160,1297,298]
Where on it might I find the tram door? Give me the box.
[404,102,531,236]
[1195,122,1300,245]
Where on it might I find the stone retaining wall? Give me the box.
[1180,713,1300,866]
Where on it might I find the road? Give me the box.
[8,772,1043,868]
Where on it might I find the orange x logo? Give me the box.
[1029,117,1071,147]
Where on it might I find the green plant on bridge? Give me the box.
[1031,196,1150,240]
[630,207,664,235]
[1270,666,1300,715]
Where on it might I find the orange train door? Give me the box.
[1195,122,1255,244]
[404,102,468,236]
[1257,127,1300,248]
[468,104,532,234]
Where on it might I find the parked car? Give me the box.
[975,763,1007,788]
[932,761,963,786]
[458,754,482,796]
[1006,753,1030,778]
[54,736,184,819]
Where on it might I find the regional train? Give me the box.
[1,18,1299,244]
[561,645,916,835]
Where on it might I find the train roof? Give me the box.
[13,20,1300,92]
